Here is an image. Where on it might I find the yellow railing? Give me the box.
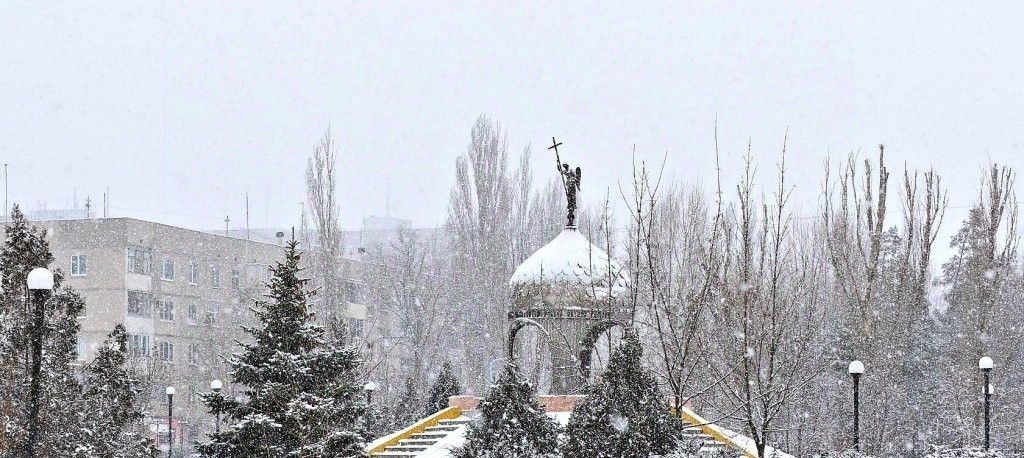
[677,407,757,458]
[365,406,463,455]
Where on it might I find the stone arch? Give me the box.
[507,317,556,393]
[507,317,548,360]
[578,319,628,379]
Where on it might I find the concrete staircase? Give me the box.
[373,417,472,458]
[682,425,737,457]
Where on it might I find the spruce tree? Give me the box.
[0,206,153,456]
[197,241,366,457]
[454,363,560,458]
[425,361,462,416]
[563,332,682,458]
[73,324,157,457]
[0,206,85,456]
[389,377,423,429]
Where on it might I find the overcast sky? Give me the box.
[3,2,1023,259]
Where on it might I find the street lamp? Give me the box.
[848,360,865,452]
[210,379,223,433]
[166,386,176,458]
[25,267,54,458]
[979,356,993,450]
[364,381,377,405]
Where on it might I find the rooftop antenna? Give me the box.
[103,188,108,218]
[85,197,91,218]
[385,172,391,217]
[245,192,250,241]
[224,215,230,236]
[3,163,8,221]
[299,202,308,247]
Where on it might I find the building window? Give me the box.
[210,267,221,288]
[203,311,219,327]
[187,303,198,325]
[71,254,88,276]
[348,318,365,340]
[128,334,151,357]
[189,262,199,285]
[231,269,240,289]
[127,247,152,275]
[157,341,174,363]
[156,300,175,321]
[162,259,175,281]
[344,281,367,303]
[76,337,88,362]
[127,290,152,318]
[188,343,200,366]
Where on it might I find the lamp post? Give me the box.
[210,379,223,433]
[166,386,175,458]
[848,360,865,452]
[364,381,377,405]
[25,267,54,458]
[979,356,993,450]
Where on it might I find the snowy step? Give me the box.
[424,425,459,432]
[437,419,470,426]
[375,452,420,458]
[399,439,438,446]
[409,432,448,440]
[385,445,429,453]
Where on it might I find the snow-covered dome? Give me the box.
[510,227,628,306]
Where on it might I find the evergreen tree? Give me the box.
[73,324,157,457]
[0,206,152,456]
[453,363,560,458]
[389,377,423,429]
[563,332,682,458]
[0,206,85,456]
[197,241,366,457]
[360,402,393,442]
[425,361,462,416]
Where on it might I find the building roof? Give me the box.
[509,226,628,297]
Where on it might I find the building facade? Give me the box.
[36,217,369,455]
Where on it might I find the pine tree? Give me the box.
[389,377,423,429]
[453,363,560,458]
[73,324,157,457]
[0,206,153,456]
[563,332,682,458]
[425,361,462,416]
[197,241,366,457]
[361,402,393,442]
[0,206,85,456]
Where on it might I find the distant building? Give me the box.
[26,206,94,221]
[33,217,370,455]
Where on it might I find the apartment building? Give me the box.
[35,217,369,455]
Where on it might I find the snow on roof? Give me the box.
[509,227,628,295]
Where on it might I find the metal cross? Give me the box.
[548,137,562,154]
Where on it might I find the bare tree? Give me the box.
[305,127,346,331]
[820,146,949,453]
[360,225,457,403]
[935,164,1021,446]
[708,145,831,458]
[445,115,517,392]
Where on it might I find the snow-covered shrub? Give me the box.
[924,446,1004,458]
[453,363,561,458]
[826,450,878,458]
[563,332,683,458]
